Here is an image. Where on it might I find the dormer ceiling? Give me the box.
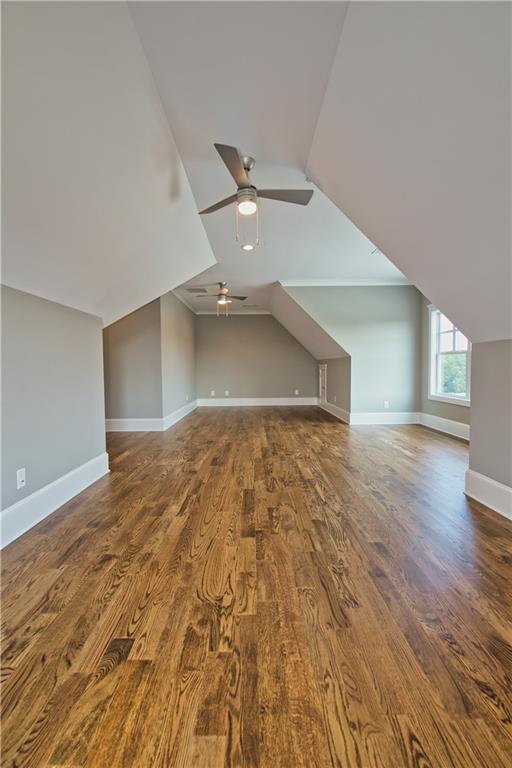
[3,2,509,341]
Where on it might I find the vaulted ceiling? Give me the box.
[2,2,215,326]
[3,2,509,342]
[306,1,511,343]
[130,1,407,315]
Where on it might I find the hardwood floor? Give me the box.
[1,407,511,767]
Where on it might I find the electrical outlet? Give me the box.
[384,400,390,409]
[294,389,300,396]
[210,390,216,397]
[186,394,189,401]
[225,390,230,397]
[333,395,337,403]
[17,467,26,490]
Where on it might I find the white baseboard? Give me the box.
[106,400,198,432]
[419,412,470,441]
[163,401,198,429]
[465,469,512,520]
[1,452,110,548]
[318,401,350,424]
[196,397,318,407]
[350,411,420,425]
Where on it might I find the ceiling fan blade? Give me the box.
[199,193,237,215]
[195,294,217,298]
[257,189,313,206]
[214,143,249,188]
[229,296,248,301]
[186,283,224,292]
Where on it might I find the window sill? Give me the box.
[428,394,470,408]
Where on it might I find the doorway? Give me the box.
[318,363,327,404]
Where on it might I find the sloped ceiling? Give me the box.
[269,283,347,360]
[3,2,508,341]
[2,2,215,326]
[307,1,511,343]
[131,1,407,315]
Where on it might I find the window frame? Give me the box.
[428,305,471,407]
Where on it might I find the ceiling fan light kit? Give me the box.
[189,282,247,318]
[199,143,313,251]
[236,190,259,252]
[216,295,232,316]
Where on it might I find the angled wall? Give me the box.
[103,293,196,423]
[103,300,163,419]
[269,283,348,359]
[286,285,422,414]
[161,294,196,415]
[419,296,470,426]
[319,357,351,416]
[307,1,511,344]
[467,341,512,493]
[2,2,215,326]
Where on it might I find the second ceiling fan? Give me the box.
[186,281,246,316]
[199,143,314,251]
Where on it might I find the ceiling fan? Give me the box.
[198,143,314,251]
[186,282,247,316]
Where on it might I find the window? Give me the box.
[428,306,471,406]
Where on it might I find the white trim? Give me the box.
[465,470,512,521]
[280,279,410,287]
[1,452,110,548]
[419,412,470,441]
[171,290,197,313]
[350,411,420,425]
[197,397,318,407]
[106,400,198,432]
[195,310,271,315]
[318,363,327,405]
[106,416,166,432]
[318,401,350,424]
[428,394,470,408]
[162,401,198,429]
[428,304,471,405]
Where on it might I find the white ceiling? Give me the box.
[3,2,508,343]
[130,1,408,314]
[307,1,511,343]
[2,3,215,326]
[270,283,348,360]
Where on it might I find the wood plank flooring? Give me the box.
[1,406,512,767]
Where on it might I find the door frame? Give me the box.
[318,363,327,404]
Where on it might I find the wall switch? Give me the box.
[224,390,230,397]
[210,390,215,397]
[294,389,300,396]
[384,400,390,409]
[17,468,26,490]
[334,395,337,403]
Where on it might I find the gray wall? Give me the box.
[469,340,512,487]
[319,357,351,412]
[103,299,163,418]
[1,286,106,509]
[195,315,317,398]
[161,293,195,414]
[287,286,421,413]
[420,296,470,425]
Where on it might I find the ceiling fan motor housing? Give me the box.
[241,155,255,173]
[237,186,257,202]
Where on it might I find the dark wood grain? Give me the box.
[2,406,511,767]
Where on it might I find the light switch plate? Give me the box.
[17,467,26,489]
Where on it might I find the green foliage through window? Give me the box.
[440,353,467,396]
